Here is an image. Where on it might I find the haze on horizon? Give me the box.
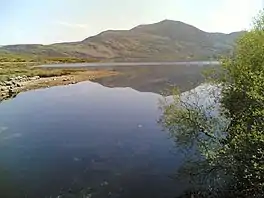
[0,0,262,45]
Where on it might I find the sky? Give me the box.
[0,0,262,45]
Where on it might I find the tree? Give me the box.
[160,11,264,198]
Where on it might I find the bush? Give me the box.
[160,11,264,197]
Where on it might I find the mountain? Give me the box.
[1,20,245,61]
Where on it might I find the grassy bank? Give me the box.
[0,54,117,100]
[0,53,99,82]
[0,62,87,82]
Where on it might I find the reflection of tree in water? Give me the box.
[159,85,229,197]
[160,11,264,197]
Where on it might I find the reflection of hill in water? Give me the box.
[93,64,217,95]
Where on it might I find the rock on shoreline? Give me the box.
[0,75,41,100]
[0,71,118,101]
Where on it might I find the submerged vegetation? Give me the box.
[160,11,264,197]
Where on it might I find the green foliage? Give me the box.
[160,11,264,197]
[218,11,264,197]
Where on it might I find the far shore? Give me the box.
[0,60,218,101]
[38,60,220,68]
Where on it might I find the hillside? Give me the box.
[1,20,244,61]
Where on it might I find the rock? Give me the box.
[21,75,29,81]
[8,89,14,95]
[1,92,8,97]
[29,76,40,81]
[4,81,12,86]
[15,76,24,82]
[12,76,22,81]
[0,86,7,91]
[9,85,15,90]
[16,83,22,87]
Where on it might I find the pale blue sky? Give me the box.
[0,0,262,45]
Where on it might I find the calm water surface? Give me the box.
[39,61,219,68]
[0,81,188,198]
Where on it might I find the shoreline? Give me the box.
[0,70,118,101]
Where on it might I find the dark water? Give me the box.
[0,81,188,198]
[39,61,219,68]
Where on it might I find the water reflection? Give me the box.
[39,61,219,68]
[0,81,187,198]
[92,64,214,95]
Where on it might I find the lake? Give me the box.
[39,61,219,68]
[0,64,215,198]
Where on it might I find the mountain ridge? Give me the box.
[1,20,245,61]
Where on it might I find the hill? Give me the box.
[1,20,245,61]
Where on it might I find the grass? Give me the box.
[0,62,87,82]
[0,52,98,82]
[0,53,118,101]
